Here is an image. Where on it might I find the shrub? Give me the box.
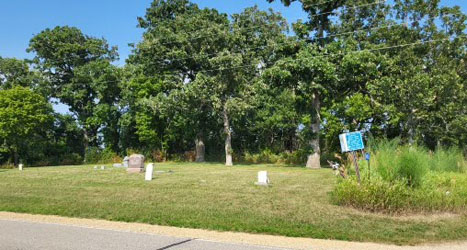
[151,150,167,162]
[60,153,83,165]
[99,148,122,163]
[244,149,281,164]
[243,149,307,165]
[84,147,101,164]
[85,147,121,164]
[183,151,196,162]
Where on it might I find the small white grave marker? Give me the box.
[145,163,154,181]
[256,171,269,186]
[18,164,23,171]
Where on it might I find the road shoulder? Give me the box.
[1,211,466,250]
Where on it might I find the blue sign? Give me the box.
[365,153,370,161]
[339,131,365,152]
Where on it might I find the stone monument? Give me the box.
[127,154,145,173]
[145,163,154,181]
[255,171,269,186]
[123,156,130,168]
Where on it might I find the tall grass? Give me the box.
[333,139,467,213]
[372,140,430,187]
[431,146,466,173]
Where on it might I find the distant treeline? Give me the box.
[0,0,465,167]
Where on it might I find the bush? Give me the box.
[151,150,167,162]
[244,149,281,164]
[243,149,307,165]
[85,147,121,164]
[60,153,83,165]
[84,147,101,164]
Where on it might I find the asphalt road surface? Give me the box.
[0,219,288,250]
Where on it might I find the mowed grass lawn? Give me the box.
[1,163,466,245]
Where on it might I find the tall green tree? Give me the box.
[0,87,53,166]
[129,0,230,161]
[188,6,288,166]
[0,57,41,91]
[27,26,120,150]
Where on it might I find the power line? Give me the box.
[161,35,466,75]
[69,35,465,83]
[310,1,386,18]
[148,1,388,48]
[155,23,403,63]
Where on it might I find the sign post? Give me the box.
[339,131,365,184]
[365,152,371,181]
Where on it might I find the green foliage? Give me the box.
[85,147,121,164]
[332,173,467,213]
[0,87,54,165]
[431,147,466,173]
[0,0,465,168]
[28,26,120,149]
[242,149,308,165]
[0,57,41,90]
[395,146,430,187]
[333,139,467,213]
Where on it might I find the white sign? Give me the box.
[145,163,154,181]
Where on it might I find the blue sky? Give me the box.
[0,0,465,114]
[0,0,306,66]
[1,0,464,65]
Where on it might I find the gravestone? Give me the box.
[127,154,145,173]
[123,156,130,168]
[255,171,269,186]
[145,163,154,181]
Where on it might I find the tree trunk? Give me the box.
[223,104,233,166]
[306,92,321,169]
[83,129,90,150]
[13,150,19,167]
[195,132,205,162]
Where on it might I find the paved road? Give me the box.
[0,220,288,250]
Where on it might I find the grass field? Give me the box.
[1,163,466,245]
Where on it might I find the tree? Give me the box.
[0,57,41,91]
[27,26,120,149]
[264,44,337,168]
[189,6,288,166]
[129,0,230,161]
[267,0,466,157]
[0,87,53,166]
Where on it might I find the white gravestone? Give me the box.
[123,156,130,168]
[18,164,23,171]
[256,171,269,186]
[145,163,154,181]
